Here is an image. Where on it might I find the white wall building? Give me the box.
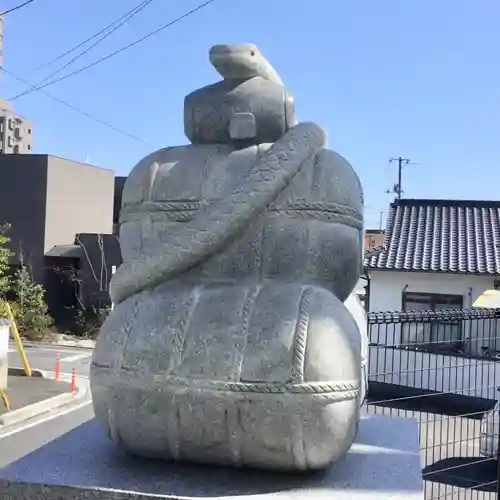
[369,271,493,313]
[364,198,500,356]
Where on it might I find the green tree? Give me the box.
[0,223,14,296]
[13,265,53,334]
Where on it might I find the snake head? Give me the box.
[209,43,284,85]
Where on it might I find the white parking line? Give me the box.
[60,353,92,363]
[0,399,92,439]
[8,345,92,356]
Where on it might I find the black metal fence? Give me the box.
[367,308,500,500]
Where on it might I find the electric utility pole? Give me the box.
[387,157,411,199]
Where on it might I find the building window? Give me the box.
[401,292,463,351]
[13,145,19,154]
[27,144,31,150]
[28,128,31,135]
[7,119,13,130]
[403,292,463,311]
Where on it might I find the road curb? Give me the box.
[7,367,45,378]
[0,378,86,427]
[22,340,96,350]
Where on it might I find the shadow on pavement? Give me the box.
[423,456,497,492]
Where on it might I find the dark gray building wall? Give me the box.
[44,156,115,254]
[0,154,48,279]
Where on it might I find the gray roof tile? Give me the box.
[365,199,500,274]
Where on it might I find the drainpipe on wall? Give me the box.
[402,284,408,309]
[365,272,371,312]
[361,268,371,312]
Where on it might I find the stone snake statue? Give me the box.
[91,43,367,473]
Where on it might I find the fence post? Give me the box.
[497,398,500,500]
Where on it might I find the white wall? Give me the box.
[369,271,493,312]
[369,270,498,357]
[369,346,500,401]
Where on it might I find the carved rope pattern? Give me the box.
[93,364,361,400]
[283,201,361,218]
[273,210,362,229]
[121,200,361,215]
[224,380,360,396]
[291,287,313,383]
[233,284,262,379]
[120,201,201,216]
[122,210,362,227]
[94,367,361,402]
[146,373,361,400]
[119,201,363,228]
[94,295,141,369]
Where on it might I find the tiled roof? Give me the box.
[365,199,500,274]
[364,245,386,260]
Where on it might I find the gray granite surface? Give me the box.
[91,42,366,470]
[0,413,423,499]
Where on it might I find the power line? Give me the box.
[22,0,155,93]
[1,0,36,16]
[32,0,154,73]
[2,66,152,146]
[8,0,218,101]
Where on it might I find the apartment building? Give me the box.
[0,99,32,154]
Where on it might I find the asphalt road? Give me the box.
[9,342,93,376]
[0,342,94,468]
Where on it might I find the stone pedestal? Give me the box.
[0,413,424,499]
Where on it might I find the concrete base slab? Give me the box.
[0,413,424,499]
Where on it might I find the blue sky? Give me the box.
[2,0,499,228]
